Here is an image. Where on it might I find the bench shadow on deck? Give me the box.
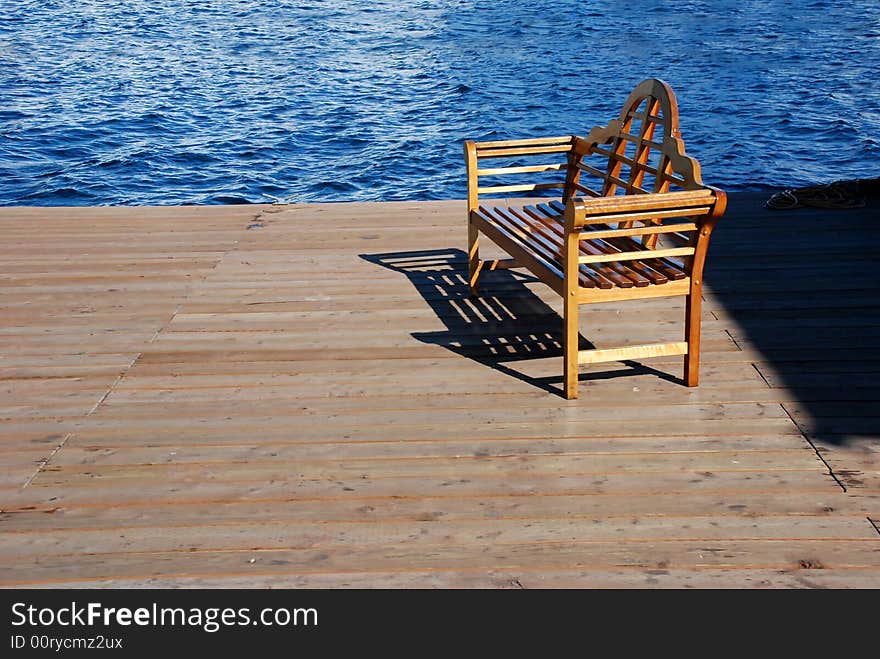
[363,191,880,454]
[362,249,680,398]
[704,193,880,448]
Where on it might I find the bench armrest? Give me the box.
[563,188,727,286]
[563,189,726,232]
[465,136,575,212]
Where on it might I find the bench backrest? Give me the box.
[565,79,706,200]
[463,79,708,212]
[465,136,574,207]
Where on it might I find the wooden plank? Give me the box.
[3,490,860,532]
[3,540,878,586]
[4,470,836,510]
[42,439,816,469]
[64,401,793,435]
[30,449,825,489]
[25,568,880,589]
[10,418,802,450]
[0,376,780,405]
[1,516,873,559]
[70,386,819,415]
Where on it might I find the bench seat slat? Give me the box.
[478,207,564,274]
[547,196,690,284]
[532,203,667,288]
[488,206,607,289]
[471,210,566,296]
[519,201,691,287]
[525,204,649,288]
[581,231,675,284]
[478,207,601,290]
[520,205,635,288]
[505,207,613,289]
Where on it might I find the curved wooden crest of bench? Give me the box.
[570,78,704,198]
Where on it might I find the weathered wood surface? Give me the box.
[0,194,878,588]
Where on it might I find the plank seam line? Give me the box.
[142,218,252,346]
[725,329,744,351]
[752,364,772,389]
[89,208,262,408]
[779,402,847,494]
[21,351,142,487]
[18,210,264,488]
[19,432,72,491]
[86,355,140,416]
[147,307,181,345]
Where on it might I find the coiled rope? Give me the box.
[766,180,867,210]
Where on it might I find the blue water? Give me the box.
[1,0,878,206]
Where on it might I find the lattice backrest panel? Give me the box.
[566,79,705,200]
[471,136,574,200]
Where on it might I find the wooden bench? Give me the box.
[464,78,727,399]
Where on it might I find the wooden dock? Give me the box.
[1,194,878,588]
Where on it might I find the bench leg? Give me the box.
[563,291,579,399]
[468,222,480,297]
[684,291,701,387]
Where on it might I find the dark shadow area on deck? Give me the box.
[704,190,880,447]
[360,249,679,397]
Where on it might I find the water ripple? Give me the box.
[1,0,879,206]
